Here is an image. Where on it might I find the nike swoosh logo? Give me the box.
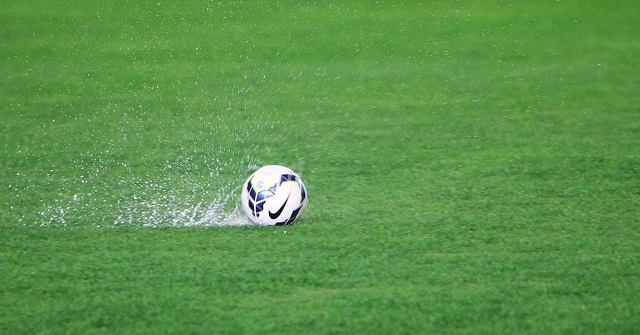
[269,195,290,219]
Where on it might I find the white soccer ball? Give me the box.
[241,165,308,225]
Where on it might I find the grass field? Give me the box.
[1,1,639,334]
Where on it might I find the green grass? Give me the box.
[1,0,639,334]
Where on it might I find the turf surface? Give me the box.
[1,1,639,334]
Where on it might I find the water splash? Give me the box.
[36,178,252,228]
[33,147,262,228]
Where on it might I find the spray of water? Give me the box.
[35,174,253,228]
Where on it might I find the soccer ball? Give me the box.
[241,165,308,225]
